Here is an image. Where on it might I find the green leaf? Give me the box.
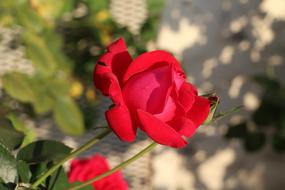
[14,2,45,33]
[0,143,18,183]
[0,0,15,10]
[29,162,48,182]
[47,167,69,190]
[17,161,31,183]
[2,73,54,114]
[47,77,71,97]
[7,114,36,147]
[0,177,11,189]
[17,140,72,164]
[2,72,35,103]
[0,118,24,150]
[30,76,54,114]
[22,30,72,75]
[84,0,108,12]
[30,0,74,21]
[43,30,73,73]
[53,97,85,136]
[23,31,57,75]
[147,0,165,15]
[0,183,9,190]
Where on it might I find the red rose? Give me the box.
[94,38,210,148]
[68,154,128,190]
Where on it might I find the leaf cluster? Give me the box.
[0,117,92,190]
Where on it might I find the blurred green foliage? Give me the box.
[0,142,18,184]
[226,74,285,153]
[0,116,93,190]
[0,118,24,150]
[0,0,164,135]
[0,1,165,187]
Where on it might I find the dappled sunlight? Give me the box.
[153,148,195,190]
[197,148,235,190]
[154,0,285,189]
[158,18,206,56]
[260,0,285,21]
[229,16,248,34]
[238,40,250,52]
[228,75,245,99]
[251,16,275,50]
[268,54,283,66]
[219,45,235,65]
[202,58,218,79]
[243,92,260,111]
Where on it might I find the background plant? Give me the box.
[0,0,164,135]
[0,0,165,189]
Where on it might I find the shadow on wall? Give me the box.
[155,0,285,189]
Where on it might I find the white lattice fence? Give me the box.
[110,0,148,34]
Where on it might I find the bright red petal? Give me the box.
[122,65,172,114]
[106,104,136,142]
[123,50,184,83]
[154,96,176,122]
[68,154,128,190]
[137,109,187,148]
[187,96,210,127]
[168,116,196,138]
[107,38,127,53]
[173,71,185,91]
[94,66,117,96]
[178,82,197,112]
[94,38,132,90]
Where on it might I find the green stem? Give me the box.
[31,128,112,189]
[212,105,243,122]
[68,142,157,190]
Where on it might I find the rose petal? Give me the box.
[68,154,128,190]
[93,39,137,143]
[106,104,136,142]
[178,82,197,112]
[111,52,132,84]
[154,96,176,122]
[94,66,118,96]
[94,38,132,89]
[123,65,172,114]
[123,50,184,83]
[168,116,196,138]
[107,38,127,53]
[173,70,185,91]
[187,96,210,127]
[137,109,187,148]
